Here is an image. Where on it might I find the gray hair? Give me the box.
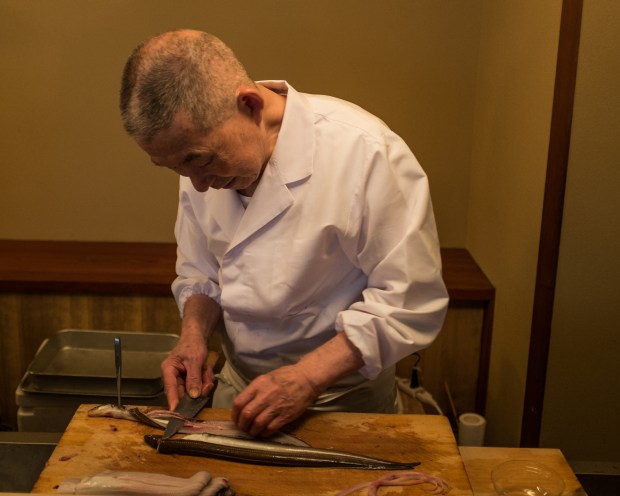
[120,30,255,143]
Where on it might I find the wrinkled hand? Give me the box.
[161,332,214,412]
[232,365,322,438]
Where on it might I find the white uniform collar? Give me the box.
[257,80,314,185]
[206,81,315,252]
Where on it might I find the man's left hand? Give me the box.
[231,365,321,437]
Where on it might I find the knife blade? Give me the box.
[162,417,185,440]
[162,393,212,439]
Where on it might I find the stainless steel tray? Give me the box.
[23,329,178,397]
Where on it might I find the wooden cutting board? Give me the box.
[33,405,473,495]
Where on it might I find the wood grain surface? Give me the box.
[459,447,586,496]
[33,405,473,495]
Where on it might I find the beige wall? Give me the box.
[3,0,615,467]
[469,0,620,471]
[467,0,562,446]
[541,0,620,473]
[0,0,480,245]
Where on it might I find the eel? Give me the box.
[145,433,420,470]
[56,470,233,495]
[87,404,307,447]
[335,471,452,495]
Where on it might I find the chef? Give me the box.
[120,29,449,438]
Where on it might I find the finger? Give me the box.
[163,381,180,412]
[236,403,260,433]
[204,364,215,384]
[249,407,280,438]
[262,414,287,438]
[176,376,186,401]
[231,386,256,422]
[183,360,204,398]
[200,367,215,397]
[232,390,258,430]
[161,361,183,411]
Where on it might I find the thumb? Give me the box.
[186,371,203,398]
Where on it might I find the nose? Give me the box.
[189,174,212,193]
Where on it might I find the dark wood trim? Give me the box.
[521,0,583,447]
[0,240,494,301]
[0,240,177,295]
[441,248,495,416]
[440,247,496,302]
[476,297,495,414]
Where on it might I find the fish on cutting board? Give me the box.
[145,433,421,470]
[88,403,307,446]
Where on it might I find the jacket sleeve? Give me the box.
[335,131,449,379]
[171,180,222,316]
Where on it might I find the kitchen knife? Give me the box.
[162,393,211,439]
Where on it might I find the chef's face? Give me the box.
[140,111,269,193]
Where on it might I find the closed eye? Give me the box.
[198,155,215,168]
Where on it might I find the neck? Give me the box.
[237,182,259,197]
[256,83,286,151]
[234,85,285,197]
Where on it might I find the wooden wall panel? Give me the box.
[396,301,484,417]
[141,297,183,333]
[87,296,143,331]
[0,293,181,430]
[1,295,485,430]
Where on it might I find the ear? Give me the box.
[236,87,264,125]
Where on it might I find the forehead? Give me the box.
[140,112,212,166]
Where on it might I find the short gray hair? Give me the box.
[120,30,255,143]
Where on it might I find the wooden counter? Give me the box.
[459,447,586,496]
[33,406,473,495]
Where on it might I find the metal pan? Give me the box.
[24,329,178,397]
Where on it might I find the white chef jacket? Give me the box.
[172,81,448,405]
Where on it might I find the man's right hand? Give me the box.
[161,294,222,411]
[161,331,214,411]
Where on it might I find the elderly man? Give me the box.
[120,29,448,438]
